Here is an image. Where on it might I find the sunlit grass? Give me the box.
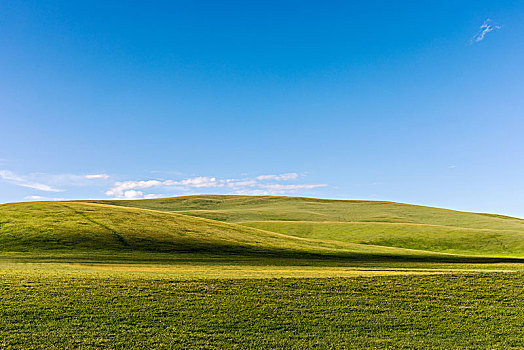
[1,270,523,349]
[88,195,524,256]
[241,220,524,256]
[2,195,524,348]
[4,200,511,263]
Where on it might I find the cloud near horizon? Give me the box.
[0,170,327,200]
[85,174,110,179]
[24,195,65,201]
[105,173,327,199]
[0,170,112,196]
[255,173,299,181]
[0,170,62,192]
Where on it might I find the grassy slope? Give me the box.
[0,201,465,262]
[87,195,524,229]
[242,221,524,257]
[87,195,524,257]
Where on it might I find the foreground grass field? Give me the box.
[1,270,523,349]
[2,195,524,348]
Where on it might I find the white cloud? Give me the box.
[0,170,110,195]
[105,176,223,198]
[472,19,501,43]
[256,173,299,181]
[0,170,62,192]
[118,190,163,200]
[85,174,110,179]
[105,173,326,199]
[122,190,144,199]
[24,195,64,201]
[105,180,163,198]
[448,165,457,169]
[225,179,258,188]
[1,169,327,200]
[235,184,327,196]
[14,172,111,187]
[173,176,220,188]
[24,195,46,200]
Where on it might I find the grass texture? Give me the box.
[1,272,523,349]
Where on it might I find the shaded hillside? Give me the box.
[86,195,524,257]
[0,201,469,262]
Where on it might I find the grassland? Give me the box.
[89,195,524,257]
[1,271,523,349]
[1,195,524,348]
[0,201,471,262]
[241,221,524,257]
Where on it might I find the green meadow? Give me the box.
[1,195,524,348]
[90,195,524,257]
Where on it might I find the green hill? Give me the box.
[86,195,524,257]
[1,195,523,260]
[0,201,463,262]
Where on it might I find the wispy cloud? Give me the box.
[111,190,164,199]
[84,174,110,179]
[0,170,111,196]
[149,170,184,176]
[1,169,327,200]
[471,19,501,43]
[24,195,47,200]
[105,173,326,199]
[236,183,326,196]
[255,173,299,181]
[24,195,64,201]
[0,170,62,192]
[105,177,221,198]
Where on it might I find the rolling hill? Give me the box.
[1,195,523,261]
[87,195,524,257]
[0,201,460,262]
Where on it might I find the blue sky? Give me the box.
[1,1,523,217]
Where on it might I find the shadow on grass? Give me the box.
[2,244,524,266]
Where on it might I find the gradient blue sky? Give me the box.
[1,1,523,217]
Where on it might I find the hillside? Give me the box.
[87,195,524,257]
[0,201,466,262]
[87,195,524,228]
